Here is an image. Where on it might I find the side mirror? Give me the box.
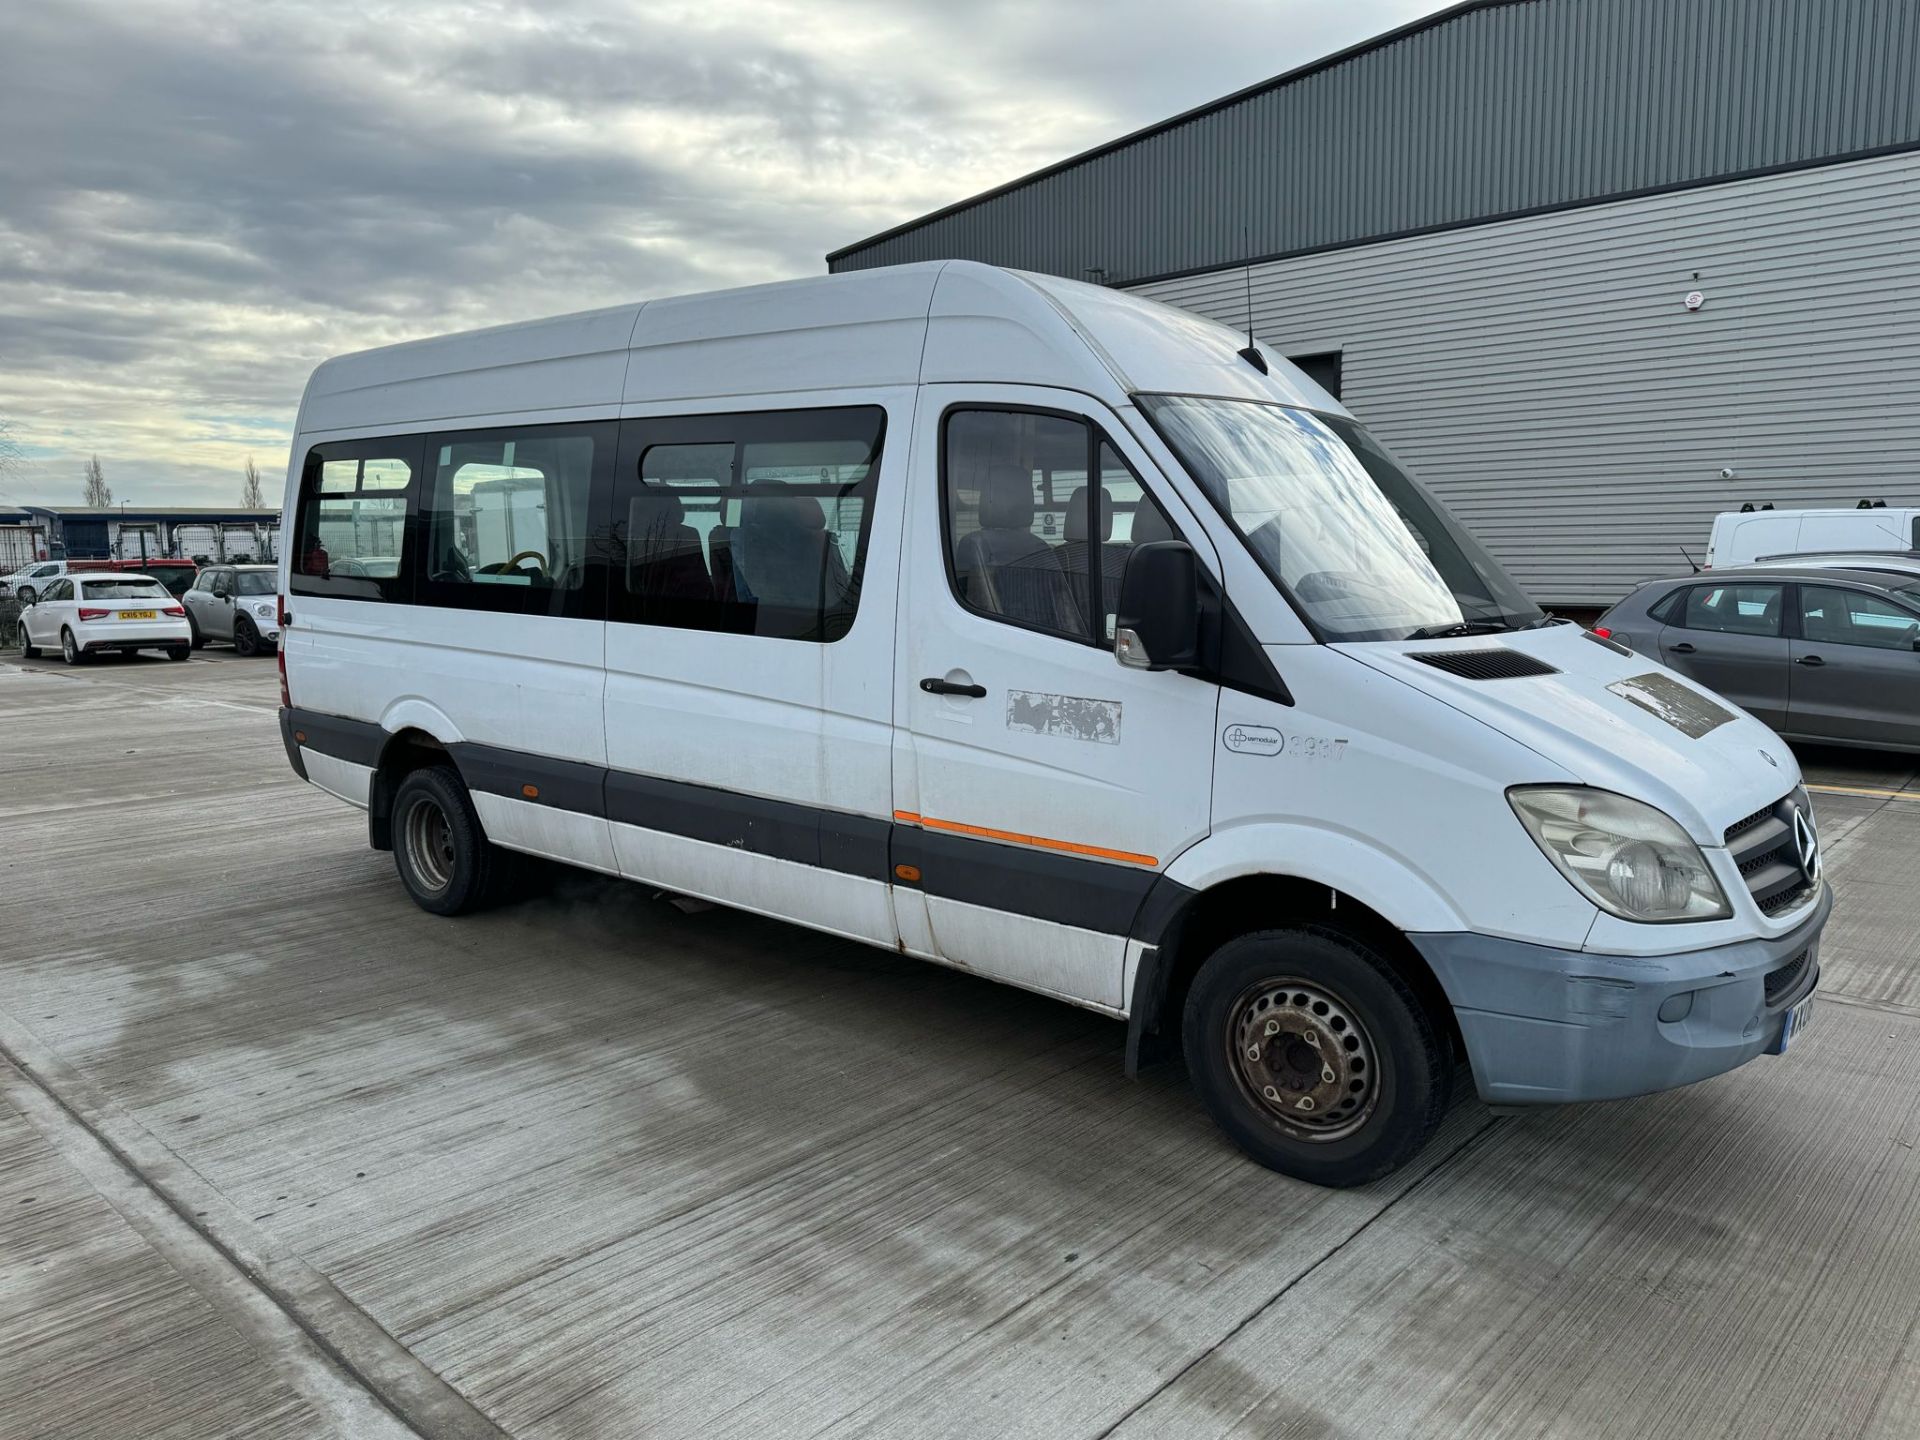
[1115,541,1201,671]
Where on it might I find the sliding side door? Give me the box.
[602,395,912,948]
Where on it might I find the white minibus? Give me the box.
[276,263,1827,1186]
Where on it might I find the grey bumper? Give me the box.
[1410,885,1829,1105]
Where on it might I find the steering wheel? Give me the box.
[505,550,548,576]
[431,546,472,584]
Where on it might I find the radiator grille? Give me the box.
[1724,792,1820,918]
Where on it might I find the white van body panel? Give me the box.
[1192,644,1594,947]
[1019,270,1349,414]
[1706,506,1920,568]
[1343,626,1790,847]
[301,751,373,810]
[623,268,937,403]
[605,822,895,949]
[299,305,643,434]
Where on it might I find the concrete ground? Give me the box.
[2,647,1917,1440]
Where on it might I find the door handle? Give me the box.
[1668,642,1696,654]
[1797,655,1826,667]
[920,677,987,698]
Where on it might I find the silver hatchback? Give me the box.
[1595,566,1920,753]
[182,564,282,656]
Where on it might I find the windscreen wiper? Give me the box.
[1404,619,1513,640]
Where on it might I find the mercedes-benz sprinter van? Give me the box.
[275,262,1827,1186]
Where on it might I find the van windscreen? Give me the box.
[1137,395,1542,643]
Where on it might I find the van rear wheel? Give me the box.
[1183,925,1451,1188]
[391,765,508,916]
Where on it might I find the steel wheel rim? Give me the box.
[403,796,455,893]
[1226,977,1380,1142]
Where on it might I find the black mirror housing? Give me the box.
[1115,541,1201,671]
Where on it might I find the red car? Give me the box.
[71,558,202,598]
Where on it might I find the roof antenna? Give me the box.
[1236,227,1268,373]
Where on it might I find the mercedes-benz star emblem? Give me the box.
[1791,807,1822,882]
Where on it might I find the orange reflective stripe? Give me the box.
[892,810,1156,868]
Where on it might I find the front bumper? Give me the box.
[1411,884,1829,1105]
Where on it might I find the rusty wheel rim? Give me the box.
[1226,978,1379,1142]
[403,796,455,894]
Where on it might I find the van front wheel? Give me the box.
[1183,926,1451,1188]
[391,765,507,916]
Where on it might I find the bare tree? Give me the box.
[82,454,112,507]
[241,454,264,508]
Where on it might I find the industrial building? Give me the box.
[0,505,281,572]
[828,0,1920,605]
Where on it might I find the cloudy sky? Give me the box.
[0,0,1447,507]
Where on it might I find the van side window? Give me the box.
[415,422,611,617]
[943,409,1179,645]
[613,406,884,642]
[291,440,420,602]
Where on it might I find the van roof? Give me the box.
[296,261,1349,436]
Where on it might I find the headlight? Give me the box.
[256,603,274,617]
[1508,786,1731,923]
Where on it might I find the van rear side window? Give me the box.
[414,422,612,618]
[291,440,421,602]
[614,406,884,643]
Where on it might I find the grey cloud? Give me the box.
[0,0,1444,504]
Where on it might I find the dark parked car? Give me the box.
[1596,566,1920,753]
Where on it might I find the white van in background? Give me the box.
[276,262,1827,1187]
[1706,504,1920,569]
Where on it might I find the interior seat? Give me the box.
[952,462,1082,632]
[733,481,850,637]
[628,488,712,604]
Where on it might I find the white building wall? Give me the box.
[1132,149,1920,605]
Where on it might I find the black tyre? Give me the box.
[233,616,260,657]
[60,627,89,666]
[19,625,38,659]
[187,612,205,649]
[167,645,190,662]
[391,765,509,916]
[1183,925,1451,1188]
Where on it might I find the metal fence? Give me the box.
[0,527,47,573]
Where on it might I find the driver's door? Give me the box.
[891,386,1221,1011]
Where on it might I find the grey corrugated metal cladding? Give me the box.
[828,0,1920,283]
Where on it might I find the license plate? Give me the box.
[1772,995,1815,1055]
[119,610,157,620]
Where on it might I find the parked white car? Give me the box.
[18,573,191,663]
[182,564,281,655]
[1706,505,1920,569]
[1,559,79,605]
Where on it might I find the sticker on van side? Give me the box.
[1007,690,1121,745]
[1222,724,1284,756]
